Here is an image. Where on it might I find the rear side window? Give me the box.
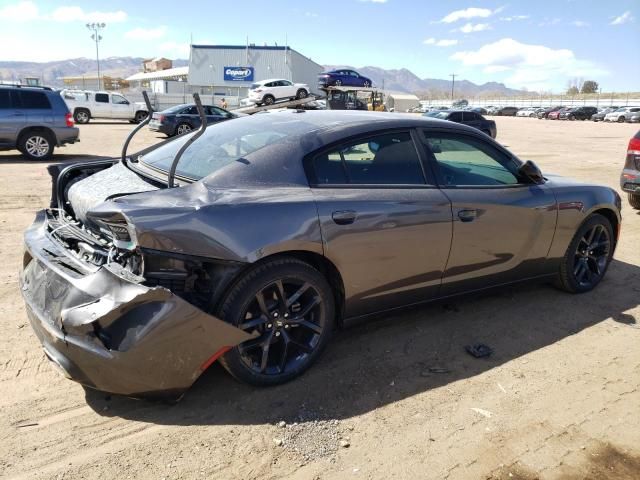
[311,131,426,186]
[448,112,463,122]
[0,90,10,109]
[19,91,51,109]
[95,93,109,103]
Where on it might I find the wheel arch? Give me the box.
[216,250,346,327]
[590,207,620,246]
[17,126,57,145]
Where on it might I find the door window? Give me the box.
[182,106,198,114]
[112,94,129,104]
[311,131,426,185]
[448,112,463,122]
[18,91,51,109]
[95,93,109,103]
[424,133,521,186]
[0,90,10,108]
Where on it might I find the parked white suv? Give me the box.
[604,106,640,123]
[247,79,309,106]
[61,90,148,124]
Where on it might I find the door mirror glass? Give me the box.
[518,160,545,184]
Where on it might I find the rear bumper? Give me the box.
[56,127,80,146]
[148,121,174,136]
[621,170,640,193]
[20,210,253,398]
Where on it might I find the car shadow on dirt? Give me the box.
[85,258,639,425]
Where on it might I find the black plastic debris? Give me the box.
[465,343,493,358]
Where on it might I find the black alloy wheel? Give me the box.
[556,214,613,293]
[219,258,334,386]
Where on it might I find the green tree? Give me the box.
[581,80,599,94]
[567,86,579,95]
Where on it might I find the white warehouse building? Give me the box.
[188,44,324,99]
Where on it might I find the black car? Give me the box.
[494,106,519,116]
[149,103,243,136]
[471,107,488,115]
[591,107,620,122]
[21,110,620,398]
[317,69,373,88]
[0,85,79,160]
[425,110,497,138]
[559,106,598,121]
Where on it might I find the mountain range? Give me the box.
[0,56,526,97]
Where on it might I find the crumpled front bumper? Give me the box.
[20,210,253,398]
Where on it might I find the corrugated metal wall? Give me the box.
[188,46,323,95]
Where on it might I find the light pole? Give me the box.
[86,22,106,90]
[209,64,215,104]
[449,73,457,104]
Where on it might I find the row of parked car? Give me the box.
[480,105,640,122]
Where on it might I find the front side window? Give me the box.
[0,90,10,109]
[424,133,521,187]
[95,93,109,103]
[448,112,463,122]
[112,94,128,104]
[311,131,426,185]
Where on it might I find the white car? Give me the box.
[247,79,310,106]
[516,107,537,117]
[61,90,148,124]
[604,106,640,123]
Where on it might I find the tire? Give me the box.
[334,80,342,87]
[263,95,275,106]
[175,123,192,136]
[628,193,640,210]
[568,114,575,121]
[134,111,148,123]
[218,257,335,386]
[19,131,54,160]
[618,116,625,123]
[296,89,308,100]
[555,214,614,294]
[74,109,90,124]
[363,81,371,88]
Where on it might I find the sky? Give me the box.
[0,0,639,92]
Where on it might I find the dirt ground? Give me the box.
[1,117,639,480]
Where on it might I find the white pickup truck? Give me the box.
[61,90,148,124]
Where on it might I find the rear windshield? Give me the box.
[249,83,260,90]
[138,113,327,180]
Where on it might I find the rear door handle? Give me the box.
[457,209,477,222]
[332,210,357,225]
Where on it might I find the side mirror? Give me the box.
[518,160,545,184]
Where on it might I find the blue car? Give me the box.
[318,69,373,88]
[148,103,243,137]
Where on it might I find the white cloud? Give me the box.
[500,15,529,22]
[450,38,608,90]
[439,7,492,23]
[49,6,127,23]
[459,22,491,33]
[304,12,319,17]
[571,20,589,27]
[124,26,168,40]
[424,38,458,47]
[537,17,561,27]
[0,1,38,21]
[610,11,634,25]
[359,0,387,3]
[159,41,191,57]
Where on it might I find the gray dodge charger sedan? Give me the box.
[20,110,622,398]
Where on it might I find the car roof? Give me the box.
[255,78,289,83]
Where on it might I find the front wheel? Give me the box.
[363,81,371,87]
[618,116,625,123]
[555,214,614,293]
[296,89,308,99]
[629,193,640,210]
[218,258,335,386]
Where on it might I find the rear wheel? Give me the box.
[134,111,148,123]
[629,193,640,210]
[175,123,192,135]
[19,131,54,160]
[218,258,335,386]
[74,109,90,124]
[618,116,625,123]
[555,214,614,293]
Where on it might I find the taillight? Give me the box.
[65,112,74,127]
[628,136,640,156]
[159,115,165,123]
[255,89,263,93]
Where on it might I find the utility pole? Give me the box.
[449,73,456,102]
[86,23,106,90]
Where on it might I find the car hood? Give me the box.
[134,101,148,111]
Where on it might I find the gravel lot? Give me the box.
[1,117,639,480]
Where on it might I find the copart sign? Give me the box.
[224,67,254,82]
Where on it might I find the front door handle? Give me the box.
[332,210,357,225]
[457,209,477,222]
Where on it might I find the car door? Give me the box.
[177,105,200,128]
[93,92,111,117]
[308,129,453,318]
[206,106,228,124]
[19,90,53,129]
[279,80,295,98]
[420,130,557,295]
[448,111,463,124]
[462,111,482,130]
[0,89,23,146]
[111,94,131,119]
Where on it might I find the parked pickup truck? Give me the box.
[61,90,148,124]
